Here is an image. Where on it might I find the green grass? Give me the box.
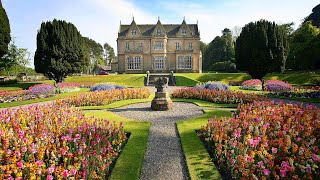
[265,71,320,85]
[0,80,55,91]
[0,88,90,108]
[229,86,267,94]
[65,74,145,87]
[174,73,251,86]
[267,94,320,103]
[174,72,320,86]
[83,104,151,180]
[79,94,154,111]
[172,98,238,108]
[177,108,233,180]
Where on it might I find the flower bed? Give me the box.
[0,102,127,179]
[265,80,293,92]
[198,101,320,179]
[28,84,56,97]
[240,79,262,91]
[195,81,230,91]
[57,82,80,93]
[269,88,320,99]
[0,84,56,103]
[61,88,150,106]
[90,83,126,92]
[172,88,262,104]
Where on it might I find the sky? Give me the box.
[2,0,319,68]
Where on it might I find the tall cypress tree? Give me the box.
[34,19,86,82]
[0,0,11,59]
[235,20,288,79]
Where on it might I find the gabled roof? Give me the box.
[118,20,200,38]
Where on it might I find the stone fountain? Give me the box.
[151,77,173,111]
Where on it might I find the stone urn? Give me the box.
[151,77,173,111]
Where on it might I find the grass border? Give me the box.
[175,99,235,180]
[82,98,152,180]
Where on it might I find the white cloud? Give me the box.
[163,0,319,43]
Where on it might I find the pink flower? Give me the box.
[15,151,21,157]
[36,160,43,166]
[312,154,320,161]
[63,170,69,178]
[47,175,53,180]
[7,177,14,180]
[48,166,55,174]
[272,147,278,154]
[263,169,270,176]
[280,169,286,177]
[258,161,264,168]
[246,155,253,163]
[15,178,22,180]
[17,161,23,168]
[37,169,42,175]
[69,168,76,175]
[21,147,27,153]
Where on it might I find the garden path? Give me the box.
[111,102,204,180]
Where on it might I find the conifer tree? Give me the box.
[235,20,289,79]
[0,0,11,59]
[34,19,86,82]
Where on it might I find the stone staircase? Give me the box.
[145,73,176,86]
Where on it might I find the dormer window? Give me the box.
[182,29,187,35]
[131,29,136,36]
[156,29,162,35]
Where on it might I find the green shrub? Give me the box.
[311,77,320,86]
[210,61,237,72]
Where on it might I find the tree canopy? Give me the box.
[235,20,289,79]
[0,1,11,59]
[304,4,320,28]
[82,37,104,74]
[34,19,86,82]
[104,43,115,65]
[203,28,235,71]
[286,21,320,70]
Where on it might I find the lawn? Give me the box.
[175,99,235,180]
[0,80,54,91]
[265,71,320,85]
[65,74,145,87]
[174,73,251,86]
[174,72,320,86]
[83,104,151,180]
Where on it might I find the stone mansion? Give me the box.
[114,18,202,73]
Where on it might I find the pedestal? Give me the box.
[151,92,173,111]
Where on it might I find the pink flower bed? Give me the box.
[240,79,262,91]
[265,80,293,92]
[0,102,126,179]
[57,82,80,93]
[172,88,263,104]
[199,101,320,179]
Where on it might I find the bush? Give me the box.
[172,88,262,104]
[265,80,293,92]
[199,101,320,179]
[0,102,126,179]
[195,81,230,91]
[90,84,126,92]
[240,79,262,91]
[210,61,237,73]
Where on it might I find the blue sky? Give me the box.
[2,0,319,68]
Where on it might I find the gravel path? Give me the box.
[111,102,204,180]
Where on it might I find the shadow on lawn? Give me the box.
[0,82,42,90]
